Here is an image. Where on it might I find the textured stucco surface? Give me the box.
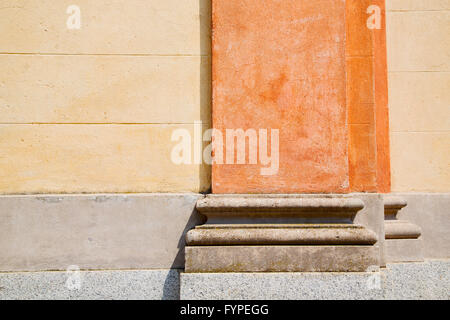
[211,0,391,193]
[212,0,350,193]
[0,0,211,55]
[0,124,210,194]
[0,55,211,124]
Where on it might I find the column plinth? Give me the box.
[185,195,379,272]
[185,0,391,273]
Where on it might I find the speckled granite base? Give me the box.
[1,261,448,300]
[180,260,450,300]
[383,261,450,299]
[0,269,180,300]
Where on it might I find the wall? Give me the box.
[0,194,204,271]
[211,0,350,194]
[2,1,447,194]
[0,0,211,194]
[387,0,450,192]
[211,0,393,194]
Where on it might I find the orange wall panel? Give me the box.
[212,0,350,194]
[212,0,391,194]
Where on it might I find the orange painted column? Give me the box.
[373,0,391,193]
[212,0,390,194]
[346,0,391,193]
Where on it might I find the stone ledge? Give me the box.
[197,196,365,220]
[196,195,369,224]
[385,220,422,239]
[186,224,378,246]
[383,196,407,217]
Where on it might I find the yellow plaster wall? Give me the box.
[0,0,211,194]
[387,0,450,192]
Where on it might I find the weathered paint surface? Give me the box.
[212,0,391,194]
[212,0,350,193]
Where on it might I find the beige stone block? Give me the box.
[0,55,211,124]
[0,0,211,55]
[0,124,210,194]
[385,239,424,263]
[352,194,386,267]
[185,246,379,273]
[387,11,450,71]
[387,0,450,11]
[389,72,450,131]
[390,132,450,192]
[393,193,450,259]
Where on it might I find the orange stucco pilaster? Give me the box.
[373,0,391,193]
[212,0,391,194]
[346,0,391,193]
[346,0,378,192]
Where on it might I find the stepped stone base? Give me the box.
[185,246,379,273]
[383,196,424,263]
[186,195,380,272]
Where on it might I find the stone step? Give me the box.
[385,220,422,239]
[196,195,365,224]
